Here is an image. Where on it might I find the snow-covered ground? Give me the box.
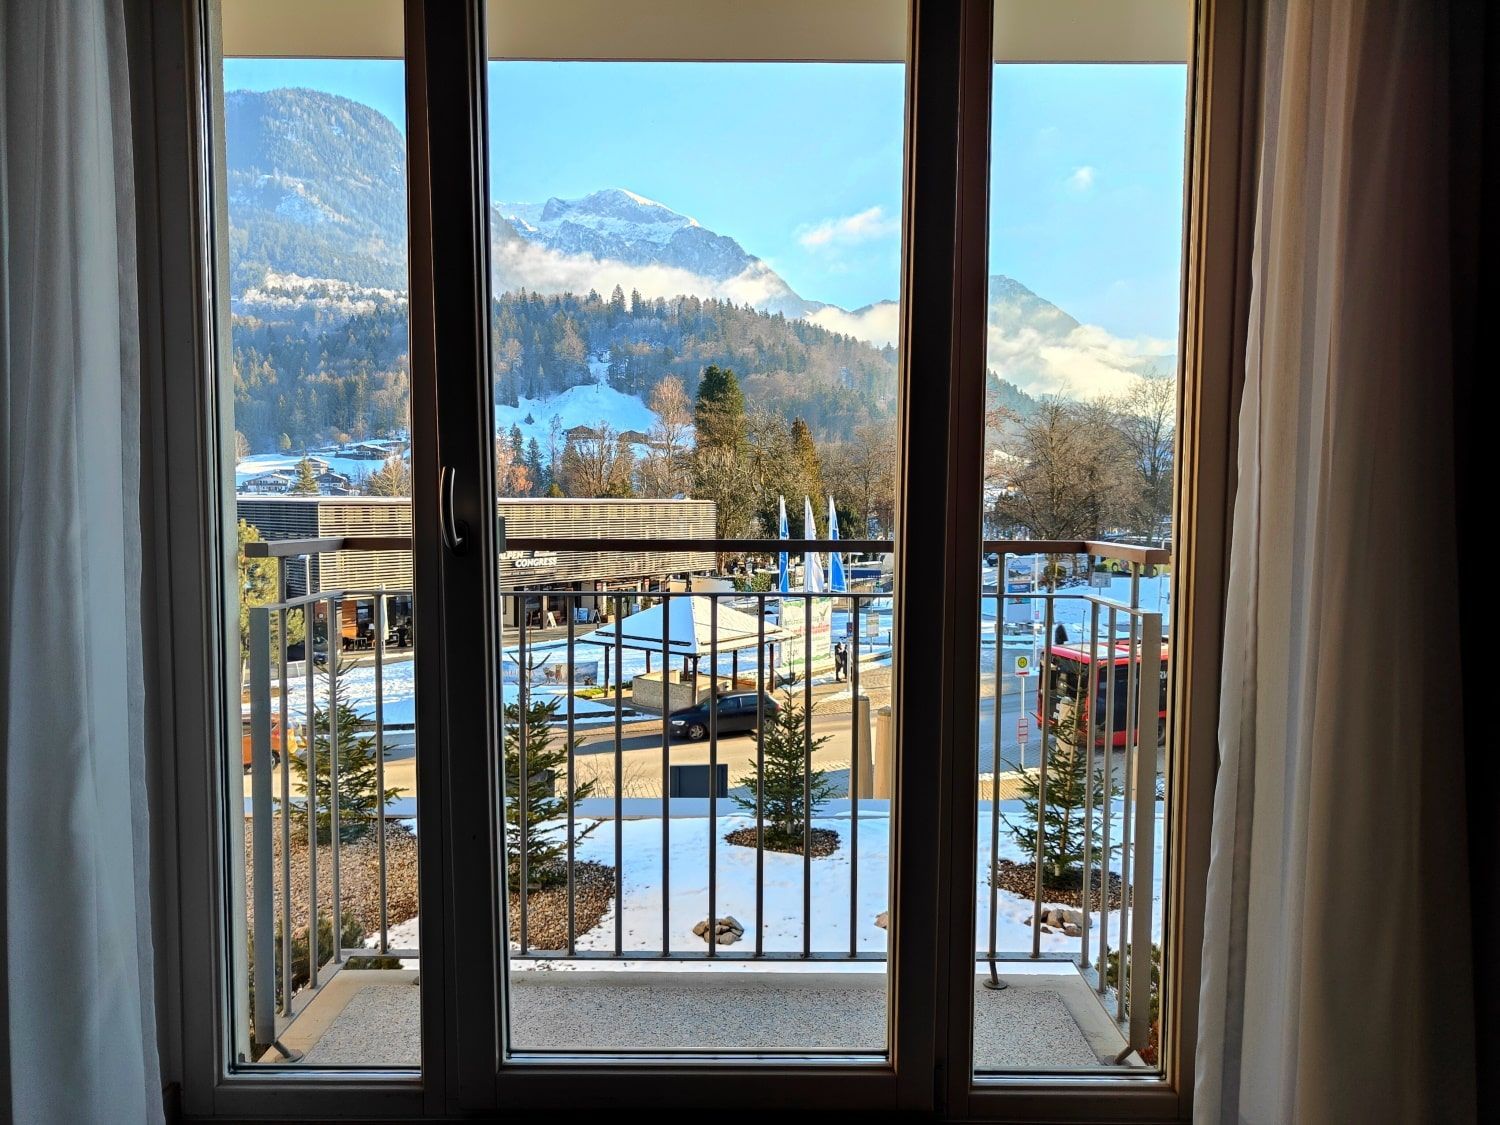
[493,380,665,451]
[374,802,1165,964]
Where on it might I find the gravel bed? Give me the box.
[724,826,840,858]
[510,861,616,951]
[244,817,418,939]
[990,858,1122,910]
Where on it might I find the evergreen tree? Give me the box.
[278,432,293,452]
[694,365,746,450]
[1002,703,1120,885]
[732,691,833,852]
[790,416,825,527]
[502,696,596,892]
[525,437,545,492]
[285,660,400,845]
[291,454,321,495]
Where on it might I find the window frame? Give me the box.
[138,0,1250,1118]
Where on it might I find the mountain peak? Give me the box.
[535,187,700,233]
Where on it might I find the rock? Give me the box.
[1063,923,1082,937]
[1038,923,1055,934]
[874,911,889,930]
[697,916,744,944]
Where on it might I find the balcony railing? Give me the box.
[239,534,1168,1063]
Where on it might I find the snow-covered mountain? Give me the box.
[492,188,821,320]
[223,88,1173,401]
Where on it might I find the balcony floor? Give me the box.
[282,963,1132,1070]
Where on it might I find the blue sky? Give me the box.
[225,59,1186,340]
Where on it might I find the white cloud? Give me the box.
[492,239,791,311]
[1065,165,1097,192]
[988,320,1174,400]
[796,206,899,251]
[807,302,901,349]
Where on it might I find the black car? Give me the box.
[669,692,780,741]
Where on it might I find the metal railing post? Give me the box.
[1118,608,1140,1023]
[326,594,341,962]
[803,592,813,959]
[1126,612,1162,1057]
[305,601,319,988]
[613,593,624,957]
[1098,605,1117,991]
[1032,596,1055,958]
[849,593,861,960]
[517,606,530,954]
[660,589,671,956]
[249,609,275,1050]
[985,588,1006,989]
[1081,599,1100,971]
[707,594,718,959]
[277,604,293,1014]
[374,591,388,953]
[566,595,577,956]
[756,597,766,957]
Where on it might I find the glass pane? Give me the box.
[485,2,906,1057]
[213,0,419,1069]
[971,2,1189,1076]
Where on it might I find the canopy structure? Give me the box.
[580,597,782,660]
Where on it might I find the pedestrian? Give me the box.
[1054,623,1069,647]
[834,641,848,682]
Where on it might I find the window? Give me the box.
[174,0,1226,1116]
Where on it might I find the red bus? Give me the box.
[1035,641,1169,748]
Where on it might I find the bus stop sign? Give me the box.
[1014,654,1031,676]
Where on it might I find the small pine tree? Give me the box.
[284,660,399,845]
[291,454,321,495]
[732,691,833,852]
[1003,703,1120,886]
[503,696,596,892]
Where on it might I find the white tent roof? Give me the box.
[579,597,782,658]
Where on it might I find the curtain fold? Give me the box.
[1196,2,1476,1121]
[1,1,163,1121]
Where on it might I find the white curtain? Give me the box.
[1196,2,1476,1121]
[1,1,163,1121]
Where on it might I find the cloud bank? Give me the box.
[796,206,900,250]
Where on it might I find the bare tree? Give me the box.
[558,421,635,497]
[364,455,411,497]
[992,398,1131,544]
[637,376,694,497]
[1108,369,1176,544]
[823,422,898,536]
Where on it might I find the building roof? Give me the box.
[579,596,782,657]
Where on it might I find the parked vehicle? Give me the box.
[669,692,781,741]
[241,716,302,771]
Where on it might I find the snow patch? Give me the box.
[494,383,662,450]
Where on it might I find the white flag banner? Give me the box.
[803,496,825,592]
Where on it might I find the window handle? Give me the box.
[440,465,468,555]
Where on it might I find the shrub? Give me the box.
[503,695,595,893]
[284,660,399,845]
[732,690,833,851]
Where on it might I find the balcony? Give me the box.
[239,535,1167,1071]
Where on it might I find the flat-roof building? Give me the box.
[236,495,718,627]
